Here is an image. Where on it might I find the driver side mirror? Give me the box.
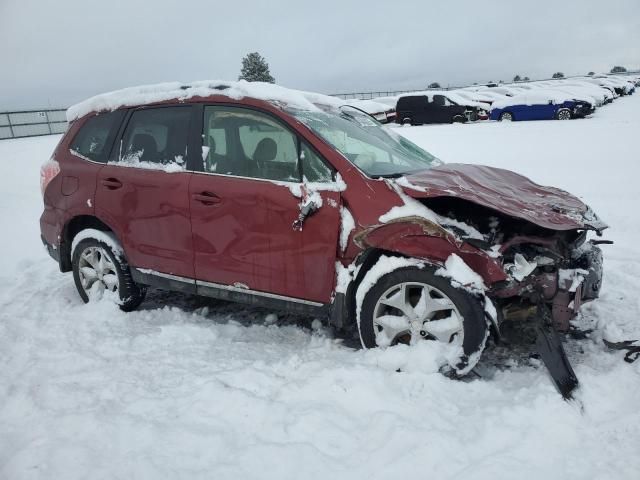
[292,198,319,231]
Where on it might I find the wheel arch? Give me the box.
[341,247,409,332]
[500,110,514,121]
[59,215,118,272]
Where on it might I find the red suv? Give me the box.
[40,81,607,377]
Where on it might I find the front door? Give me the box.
[95,105,196,278]
[189,105,341,303]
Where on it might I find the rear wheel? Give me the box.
[357,264,488,374]
[499,112,513,121]
[557,108,571,120]
[402,117,413,125]
[452,115,467,123]
[72,235,145,311]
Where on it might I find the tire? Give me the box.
[402,117,413,125]
[452,115,467,123]
[357,265,488,374]
[72,236,146,311]
[556,108,571,120]
[499,111,513,122]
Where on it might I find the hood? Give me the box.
[401,164,607,232]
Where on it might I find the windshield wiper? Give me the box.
[373,172,405,179]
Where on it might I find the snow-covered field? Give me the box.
[1,97,639,480]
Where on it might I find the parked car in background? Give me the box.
[395,92,488,125]
[583,77,627,97]
[476,85,526,97]
[344,99,396,123]
[557,81,612,105]
[490,90,593,121]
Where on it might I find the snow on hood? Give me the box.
[401,163,608,232]
[67,80,344,121]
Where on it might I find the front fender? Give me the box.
[353,217,507,286]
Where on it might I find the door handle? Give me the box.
[192,192,221,206]
[101,178,122,190]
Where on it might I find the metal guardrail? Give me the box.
[0,109,67,140]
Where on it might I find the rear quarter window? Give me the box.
[69,110,125,162]
[397,96,427,109]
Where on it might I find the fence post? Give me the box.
[44,111,52,134]
[7,114,15,139]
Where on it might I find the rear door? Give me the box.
[432,94,455,122]
[189,105,341,303]
[95,105,196,278]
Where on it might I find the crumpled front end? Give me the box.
[489,234,604,332]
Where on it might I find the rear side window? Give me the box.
[118,107,191,168]
[70,111,124,162]
[397,96,427,109]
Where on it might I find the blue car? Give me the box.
[490,91,593,121]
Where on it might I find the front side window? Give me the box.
[300,142,333,182]
[70,110,124,162]
[204,106,329,183]
[291,106,441,178]
[118,107,191,169]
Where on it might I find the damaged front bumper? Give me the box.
[490,244,604,333]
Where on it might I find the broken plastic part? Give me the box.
[292,200,319,231]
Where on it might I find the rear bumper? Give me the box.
[41,234,60,263]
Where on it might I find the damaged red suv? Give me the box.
[40,81,607,383]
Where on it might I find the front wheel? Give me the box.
[499,111,513,121]
[72,234,146,311]
[357,264,488,374]
[556,108,571,120]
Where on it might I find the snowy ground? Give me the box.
[1,97,640,480]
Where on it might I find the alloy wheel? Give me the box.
[77,246,119,299]
[372,282,464,347]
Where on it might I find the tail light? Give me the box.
[40,157,60,197]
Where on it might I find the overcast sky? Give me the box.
[1,0,638,110]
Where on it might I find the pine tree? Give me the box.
[552,72,565,79]
[428,82,441,88]
[587,71,595,76]
[238,52,275,83]
[610,66,627,73]
[513,75,522,82]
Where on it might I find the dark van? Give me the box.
[396,94,475,125]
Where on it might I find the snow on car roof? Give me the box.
[344,99,393,114]
[66,80,344,122]
[491,89,574,109]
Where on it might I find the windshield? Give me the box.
[290,106,441,177]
